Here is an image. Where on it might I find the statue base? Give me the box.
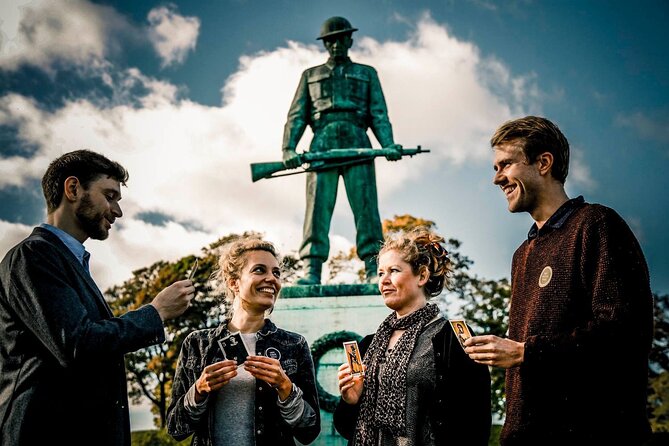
[272,284,387,446]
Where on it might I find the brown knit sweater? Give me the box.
[501,198,653,445]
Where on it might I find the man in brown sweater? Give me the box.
[464,116,653,445]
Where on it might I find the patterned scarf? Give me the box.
[354,303,440,446]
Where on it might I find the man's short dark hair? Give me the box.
[490,116,570,184]
[41,150,129,213]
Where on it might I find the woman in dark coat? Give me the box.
[335,228,491,446]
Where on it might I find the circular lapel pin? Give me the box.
[538,266,553,288]
[265,347,281,360]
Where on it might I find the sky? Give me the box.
[2,0,667,294]
[1,0,668,431]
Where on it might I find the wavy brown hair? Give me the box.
[379,227,452,297]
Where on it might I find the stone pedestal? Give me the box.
[271,284,387,446]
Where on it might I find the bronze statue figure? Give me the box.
[282,16,403,285]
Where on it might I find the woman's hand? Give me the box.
[195,359,238,402]
[244,355,292,400]
[337,363,365,405]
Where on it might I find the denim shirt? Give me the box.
[166,319,320,446]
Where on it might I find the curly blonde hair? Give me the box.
[217,236,281,304]
[379,227,452,297]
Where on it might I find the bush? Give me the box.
[131,430,189,446]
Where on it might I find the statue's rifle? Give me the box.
[250,146,429,182]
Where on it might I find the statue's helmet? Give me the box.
[317,16,358,40]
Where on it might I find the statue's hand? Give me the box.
[385,144,403,162]
[282,149,301,169]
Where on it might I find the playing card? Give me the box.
[343,340,364,377]
[449,319,473,349]
[218,332,250,364]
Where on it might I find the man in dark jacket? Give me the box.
[0,150,195,446]
[465,116,653,445]
[282,16,402,285]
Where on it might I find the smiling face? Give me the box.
[493,143,543,215]
[377,249,428,317]
[75,175,123,240]
[231,250,282,315]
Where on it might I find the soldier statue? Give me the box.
[282,16,402,285]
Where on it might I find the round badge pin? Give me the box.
[538,266,553,288]
[265,347,281,360]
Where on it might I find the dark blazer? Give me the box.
[0,227,165,446]
[334,320,491,445]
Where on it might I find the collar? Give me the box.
[214,318,278,339]
[527,195,585,240]
[40,223,88,267]
[326,56,351,69]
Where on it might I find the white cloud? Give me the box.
[567,147,597,193]
[147,5,200,68]
[0,220,32,258]
[0,14,551,290]
[616,111,669,146]
[0,0,129,72]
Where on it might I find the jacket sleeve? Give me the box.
[289,336,321,444]
[333,334,373,441]
[282,70,310,151]
[438,327,491,445]
[523,210,654,367]
[166,333,207,441]
[2,240,164,368]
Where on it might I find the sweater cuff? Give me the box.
[184,384,209,419]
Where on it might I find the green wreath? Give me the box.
[310,330,363,413]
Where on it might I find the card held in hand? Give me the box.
[218,332,250,364]
[449,319,473,349]
[343,340,365,377]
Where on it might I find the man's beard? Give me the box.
[76,193,109,240]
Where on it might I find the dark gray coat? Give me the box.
[0,227,165,446]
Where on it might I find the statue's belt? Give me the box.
[311,111,367,130]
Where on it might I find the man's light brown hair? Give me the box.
[491,116,570,184]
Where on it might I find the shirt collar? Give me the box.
[40,223,88,267]
[527,195,585,240]
[326,56,351,69]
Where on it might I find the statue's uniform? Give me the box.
[283,57,394,265]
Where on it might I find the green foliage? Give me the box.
[488,424,502,446]
[649,293,669,432]
[649,372,669,432]
[131,429,188,446]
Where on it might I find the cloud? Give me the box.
[0,220,32,257]
[567,147,597,192]
[0,1,198,74]
[0,0,130,73]
[147,5,200,68]
[0,14,549,290]
[616,111,669,146]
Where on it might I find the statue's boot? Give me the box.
[364,257,378,284]
[296,259,322,285]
